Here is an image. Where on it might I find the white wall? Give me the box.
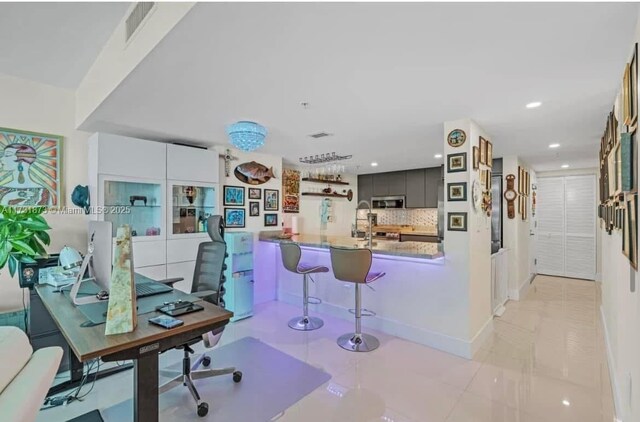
[598,14,640,419]
[502,156,535,299]
[0,74,90,312]
[215,146,283,305]
[283,171,358,236]
[443,118,493,348]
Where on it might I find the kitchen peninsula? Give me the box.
[259,231,443,259]
[257,230,482,358]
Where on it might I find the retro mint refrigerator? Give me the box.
[223,232,254,321]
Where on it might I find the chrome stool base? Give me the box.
[288,316,324,331]
[337,332,379,352]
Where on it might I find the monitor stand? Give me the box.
[69,252,102,305]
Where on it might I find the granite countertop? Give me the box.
[259,231,444,260]
[372,225,438,237]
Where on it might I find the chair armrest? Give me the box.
[157,277,183,286]
[192,290,217,298]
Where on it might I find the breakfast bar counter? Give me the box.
[258,231,444,259]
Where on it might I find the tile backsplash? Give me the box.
[357,208,438,230]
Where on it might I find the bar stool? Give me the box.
[280,243,329,331]
[329,246,385,352]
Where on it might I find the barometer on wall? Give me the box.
[504,174,518,219]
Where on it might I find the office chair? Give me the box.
[159,215,242,417]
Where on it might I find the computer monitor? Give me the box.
[87,221,112,291]
[69,221,112,305]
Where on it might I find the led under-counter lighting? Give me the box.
[561,164,570,168]
[371,162,378,167]
[434,154,443,159]
[526,101,542,109]
[549,143,560,148]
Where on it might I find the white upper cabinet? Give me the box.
[166,144,218,183]
[89,133,166,180]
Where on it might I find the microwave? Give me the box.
[371,196,405,209]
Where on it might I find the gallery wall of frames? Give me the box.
[598,43,639,269]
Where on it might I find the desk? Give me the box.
[36,284,233,422]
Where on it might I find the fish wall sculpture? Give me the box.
[234,161,276,185]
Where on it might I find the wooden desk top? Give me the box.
[35,284,233,361]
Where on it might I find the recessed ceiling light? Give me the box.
[561,164,570,168]
[549,143,560,148]
[562,399,571,407]
[371,162,378,167]
[434,154,443,159]
[526,101,542,109]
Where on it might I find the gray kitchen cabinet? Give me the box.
[405,169,426,208]
[358,174,373,207]
[387,171,406,195]
[425,167,440,208]
[372,173,389,196]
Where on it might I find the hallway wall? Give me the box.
[598,11,640,421]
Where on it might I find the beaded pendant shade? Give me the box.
[226,121,267,152]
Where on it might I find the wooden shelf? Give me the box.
[301,192,350,198]
[302,177,350,185]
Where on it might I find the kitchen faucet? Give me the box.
[355,200,373,249]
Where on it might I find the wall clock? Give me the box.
[447,129,466,147]
[503,174,518,219]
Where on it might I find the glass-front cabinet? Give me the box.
[101,178,164,239]
[168,181,217,238]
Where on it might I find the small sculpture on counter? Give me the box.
[185,186,196,204]
[129,195,147,206]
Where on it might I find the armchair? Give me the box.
[0,326,62,422]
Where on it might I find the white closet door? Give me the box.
[536,177,566,277]
[536,175,596,280]
[564,175,596,280]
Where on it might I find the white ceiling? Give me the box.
[79,2,638,173]
[0,2,130,88]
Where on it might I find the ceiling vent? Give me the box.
[125,2,155,42]
[309,132,332,139]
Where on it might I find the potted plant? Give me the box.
[0,206,51,277]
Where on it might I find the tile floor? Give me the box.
[39,275,615,422]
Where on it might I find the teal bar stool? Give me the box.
[280,243,329,331]
[329,246,385,352]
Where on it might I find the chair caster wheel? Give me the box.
[233,371,242,383]
[202,356,211,367]
[197,402,209,417]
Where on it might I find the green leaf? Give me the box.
[0,241,9,268]
[18,254,36,264]
[9,240,36,256]
[20,220,50,231]
[8,255,17,278]
[35,230,50,246]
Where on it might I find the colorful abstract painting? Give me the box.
[0,128,63,207]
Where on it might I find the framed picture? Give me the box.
[264,189,279,211]
[486,141,493,168]
[479,137,487,164]
[447,182,467,201]
[625,194,637,269]
[517,166,522,194]
[447,153,467,173]
[447,129,466,147]
[473,146,480,170]
[248,188,262,199]
[224,208,245,228]
[631,43,638,127]
[264,213,278,227]
[0,127,64,207]
[608,148,618,197]
[624,63,632,125]
[522,196,527,221]
[223,185,245,206]
[249,201,260,216]
[447,212,467,231]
